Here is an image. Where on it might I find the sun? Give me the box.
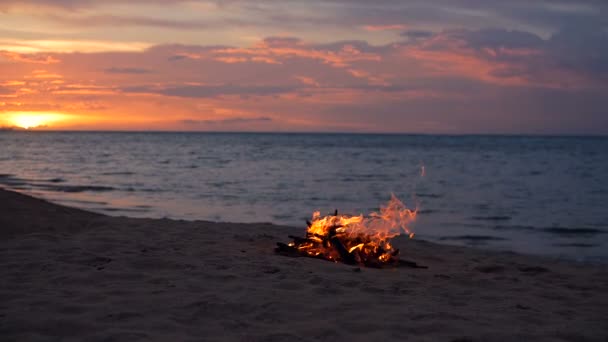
[8,112,68,129]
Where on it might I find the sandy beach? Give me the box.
[1,188,607,341]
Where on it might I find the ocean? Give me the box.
[1,131,607,262]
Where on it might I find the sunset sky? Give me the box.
[0,0,607,133]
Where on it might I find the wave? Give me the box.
[542,227,606,236]
[0,174,115,193]
[471,216,512,221]
[440,235,508,242]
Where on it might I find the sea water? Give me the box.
[1,132,607,262]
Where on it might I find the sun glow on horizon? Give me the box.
[8,112,69,129]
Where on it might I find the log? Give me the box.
[329,236,356,264]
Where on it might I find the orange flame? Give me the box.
[284,194,417,266]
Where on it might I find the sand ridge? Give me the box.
[0,189,607,341]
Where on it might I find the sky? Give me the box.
[0,0,607,134]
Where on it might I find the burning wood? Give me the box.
[276,195,425,268]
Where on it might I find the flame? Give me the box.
[281,194,417,266]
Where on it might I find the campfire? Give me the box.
[276,194,424,268]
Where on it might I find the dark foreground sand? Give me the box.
[1,189,607,342]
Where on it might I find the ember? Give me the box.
[276,194,424,268]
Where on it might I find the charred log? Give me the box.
[329,236,356,264]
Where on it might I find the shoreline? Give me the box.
[2,182,606,264]
[1,188,607,341]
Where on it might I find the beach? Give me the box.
[1,188,607,341]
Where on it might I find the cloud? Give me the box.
[1,28,607,133]
[104,67,152,74]
[0,51,60,64]
[0,81,26,86]
[0,40,150,53]
[401,30,434,39]
[261,37,303,47]
[123,84,298,98]
[40,13,254,30]
[168,52,204,61]
[0,0,190,10]
[398,24,608,88]
[209,38,382,68]
[347,69,390,86]
[362,24,406,32]
[454,28,545,50]
[2,1,606,37]
[295,76,320,87]
[180,116,273,125]
[28,69,62,79]
[547,23,608,76]
[213,56,249,64]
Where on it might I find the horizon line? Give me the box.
[1,128,607,138]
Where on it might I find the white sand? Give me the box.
[1,189,607,341]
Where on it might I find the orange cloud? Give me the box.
[0,51,60,64]
[213,56,249,63]
[347,69,391,86]
[170,52,203,60]
[250,56,282,64]
[28,70,63,79]
[0,81,26,86]
[52,89,117,95]
[295,76,320,87]
[210,39,381,68]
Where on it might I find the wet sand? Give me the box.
[1,188,607,341]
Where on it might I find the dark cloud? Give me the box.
[262,36,302,47]
[315,39,380,53]
[5,0,605,35]
[401,30,434,39]
[3,0,607,49]
[547,23,608,75]
[244,0,608,35]
[456,28,544,49]
[411,23,608,85]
